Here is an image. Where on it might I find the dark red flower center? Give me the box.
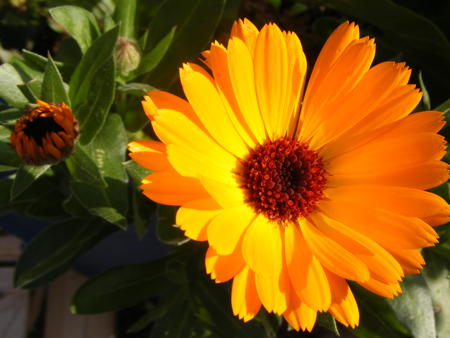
[238,138,327,223]
[23,115,65,146]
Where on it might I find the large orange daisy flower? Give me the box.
[129,19,449,330]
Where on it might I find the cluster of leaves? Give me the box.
[0,0,449,337]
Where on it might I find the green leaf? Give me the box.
[435,98,450,115]
[72,256,174,314]
[124,160,153,239]
[69,25,118,103]
[62,192,92,219]
[144,0,225,87]
[14,218,114,289]
[388,274,436,338]
[65,145,107,188]
[193,275,267,338]
[132,27,176,78]
[127,290,184,334]
[0,125,20,169]
[423,253,450,337]
[17,81,39,103]
[418,71,431,110]
[352,284,410,338]
[317,313,339,335]
[11,55,44,81]
[0,107,22,124]
[66,115,129,228]
[0,63,28,107]
[10,164,51,200]
[41,54,70,105]
[150,298,194,338]
[68,26,118,144]
[49,5,101,53]
[156,205,186,245]
[117,82,155,96]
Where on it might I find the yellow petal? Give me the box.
[242,215,283,277]
[254,23,289,139]
[176,198,222,241]
[284,222,331,311]
[207,205,255,255]
[254,263,290,314]
[180,63,248,157]
[227,37,266,143]
[198,175,245,208]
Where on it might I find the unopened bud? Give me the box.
[116,37,141,76]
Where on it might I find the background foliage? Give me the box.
[0,0,449,337]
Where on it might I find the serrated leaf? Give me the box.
[144,0,225,87]
[49,5,101,53]
[72,256,174,314]
[14,218,114,289]
[10,164,51,200]
[0,63,28,107]
[388,274,436,338]
[41,54,70,105]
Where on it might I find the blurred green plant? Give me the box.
[0,0,448,337]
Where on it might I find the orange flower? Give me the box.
[129,19,449,330]
[10,100,79,166]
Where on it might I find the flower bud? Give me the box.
[10,100,79,166]
[115,37,141,76]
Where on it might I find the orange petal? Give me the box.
[327,160,449,190]
[310,213,403,284]
[176,198,222,241]
[319,200,439,250]
[205,246,245,283]
[230,18,259,53]
[284,222,331,311]
[140,172,208,205]
[231,266,261,322]
[301,218,370,282]
[283,291,317,332]
[128,140,172,172]
[358,278,401,299]
[207,42,257,148]
[388,249,425,275]
[326,185,450,226]
[326,271,359,328]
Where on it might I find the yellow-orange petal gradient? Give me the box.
[129,18,449,331]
